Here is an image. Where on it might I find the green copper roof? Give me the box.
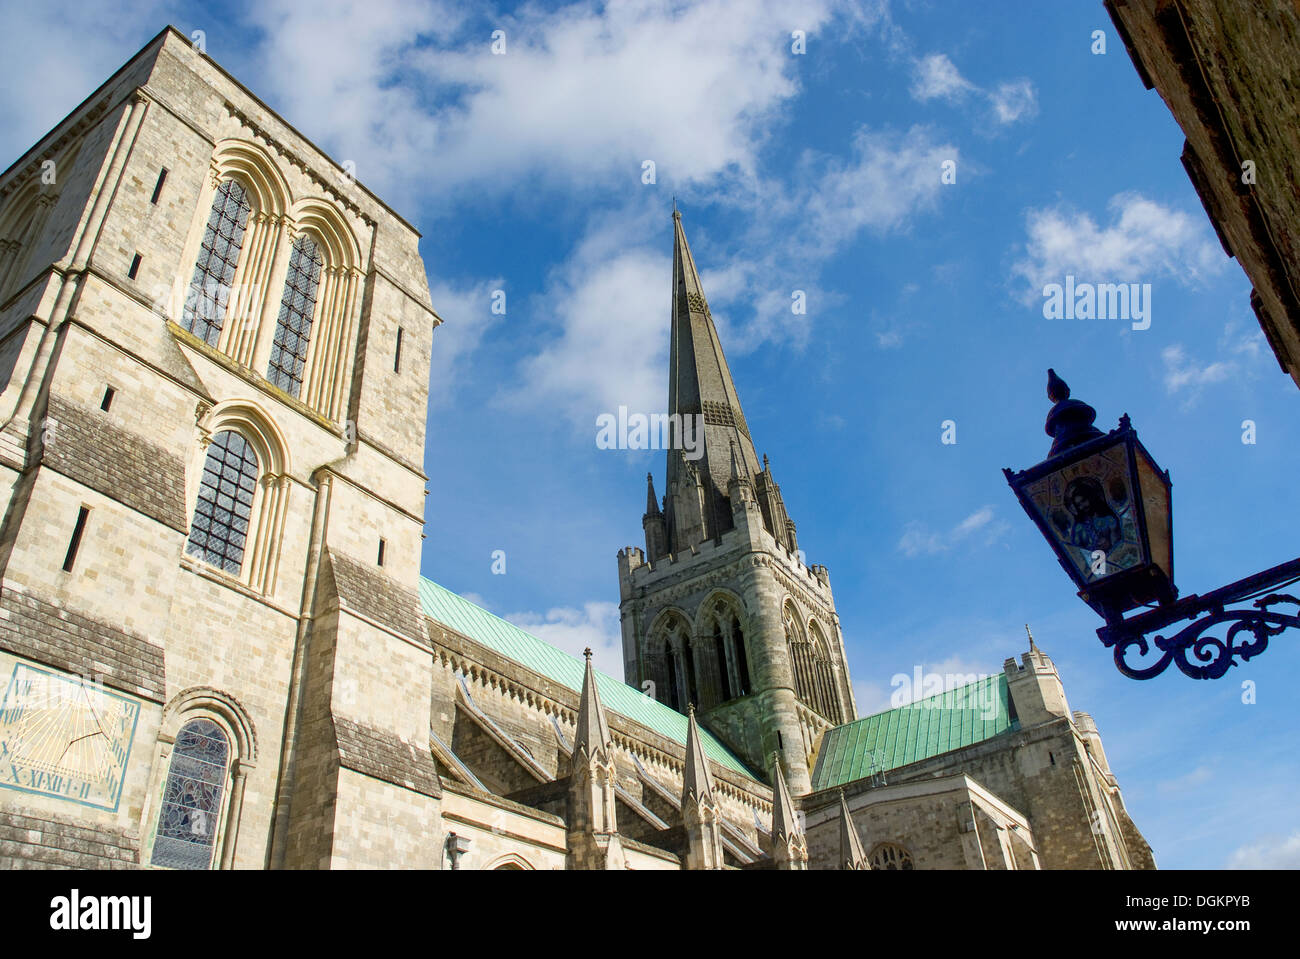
[418,577,755,778]
[810,673,1018,792]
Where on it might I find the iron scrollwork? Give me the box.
[1099,590,1300,680]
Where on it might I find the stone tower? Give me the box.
[617,211,856,794]
[0,27,442,869]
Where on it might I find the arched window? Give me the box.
[713,621,732,702]
[869,842,914,871]
[665,641,680,711]
[151,719,230,870]
[785,606,815,707]
[186,430,259,575]
[183,180,252,346]
[0,183,58,304]
[267,234,324,397]
[732,616,750,695]
[809,622,841,724]
[682,628,698,707]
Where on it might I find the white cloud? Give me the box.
[989,79,1038,125]
[1159,321,1271,407]
[426,277,505,408]
[0,5,169,166]
[500,124,963,427]
[1011,192,1225,301]
[909,52,1036,127]
[853,679,893,717]
[1226,830,1300,869]
[1161,344,1233,400]
[503,212,667,424]
[505,600,623,678]
[910,53,976,102]
[239,0,855,208]
[899,505,1006,557]
[1157,764,1213,794]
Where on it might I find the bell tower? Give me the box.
[616,210,856,793]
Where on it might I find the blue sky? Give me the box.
[4,0,1297,869]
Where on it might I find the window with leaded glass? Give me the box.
[267,234,323,397]
[869,842,915,871]
[186,430,259,574]
[151,719,229,870]
[183,180,252,346]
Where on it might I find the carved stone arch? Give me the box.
[145,686,258,870]
[211,138,291,216]
[781,599,806,642]
[647,605,692,649]
[487,853,534,870]
[692,587,747,636]
[277,197,364,419]
[181,139,292,365]
[806,619,839,724]
[0,175,59,300]
[202,398,291,477]
[868,841,915,870]
[694,588,749,706]
[646,606,693,710]
[289,197,361,270]
[189,399,292,594]
[807,618,830,659]
[161,685,258,764]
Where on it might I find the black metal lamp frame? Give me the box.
[1007,370,1300,681]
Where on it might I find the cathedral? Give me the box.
[0,27,1153,870]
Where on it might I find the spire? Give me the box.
[574,648,612,760]
[666,212,764,548]
[682,704,715,805]
[771,753,797,842]
[567,647,626,869]
[771,753,808,870]
[1025,623,1038,653]
[838,791,869,870]
[644,472,661,516]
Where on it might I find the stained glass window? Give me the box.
[267,235,323,397]
[151,719,229,870]
[186,430,259,575]
[182,180,251,346]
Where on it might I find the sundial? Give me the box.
[0,662,140,811]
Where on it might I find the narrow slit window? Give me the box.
[267,234,323,398]
[62,506,90,572]
[100,386,115,411]
[127,253,142,279]
[377,538,386,567]
[393,327,403,373]
[150,168,168,205]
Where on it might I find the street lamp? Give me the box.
[1004,370,1300,680]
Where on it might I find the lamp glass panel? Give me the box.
[1022,443,1143,584]
[1134,444,1172,581]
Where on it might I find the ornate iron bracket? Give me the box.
[1096,557,1300,680]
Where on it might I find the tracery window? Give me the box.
[732,616,750,695]
[183,179,251,346]
[186,430,259,574]
[267,234,323,397]
[664,640,681,711]
[869,842,914,871]
[713,621,732,702]
[151,719,230,870]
